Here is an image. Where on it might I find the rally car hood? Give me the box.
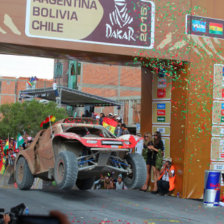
[54,133,142,149]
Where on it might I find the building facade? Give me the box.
[54,59,141,127]
[0,76,53,104]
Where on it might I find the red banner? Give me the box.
[157,89,166,98]
[157,110,166,116]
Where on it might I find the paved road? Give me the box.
[0,188,223,224]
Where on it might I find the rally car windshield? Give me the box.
[64,126,115,138]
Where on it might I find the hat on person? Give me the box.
[118,174,122,178]
[109,113,113,116]
[165,157,172,162]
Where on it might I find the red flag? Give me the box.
[40,115,56,127]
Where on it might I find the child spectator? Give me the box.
[115,174,126,190]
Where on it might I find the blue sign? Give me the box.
[221,103,224,110]
[157,103,166,110]
[192,20,206,33]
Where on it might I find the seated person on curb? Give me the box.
[104,173,114,189]
[93,174,105,189]
[115,174,127,190]
[157,158,175,195]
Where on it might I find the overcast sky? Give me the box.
[0,54,54,80]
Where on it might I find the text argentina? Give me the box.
[33,0,97,9]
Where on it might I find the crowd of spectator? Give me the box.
[93,173,127,190]
[98,112,130,137]
[0,135,32,169]
[98,112,122,124]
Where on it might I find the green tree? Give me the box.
[0,100,68,138]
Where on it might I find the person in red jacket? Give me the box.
[156,158,175,195]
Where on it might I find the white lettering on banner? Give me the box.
[106,24,135,41]
[105,0,136,42]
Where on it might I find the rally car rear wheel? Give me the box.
[54,151,78,190]
[123,153,147,189]
[76,177,95,190]
[16,156,34,190]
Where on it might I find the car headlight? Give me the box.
[86,140,98,144]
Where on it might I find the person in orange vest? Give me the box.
[156,157,175,195]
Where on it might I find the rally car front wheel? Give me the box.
[54,151,78,190]
[16,156,34,190]
[123,153,147,189]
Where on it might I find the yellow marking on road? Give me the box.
[144,219,180,223]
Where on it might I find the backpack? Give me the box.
[156,149,163,170]
[142,146,148,162]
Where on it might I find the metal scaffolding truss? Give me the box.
[19,86,121,107]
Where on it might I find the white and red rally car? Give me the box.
[15,118,146,190]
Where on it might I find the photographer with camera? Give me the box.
[156,158,175,196]
[1,214,10,224]
[0,204,70,224]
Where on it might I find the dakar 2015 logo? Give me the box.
[106,0,135,42]
[25,0,155,49]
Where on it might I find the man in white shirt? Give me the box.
[135,134,143,155]
[53,80,59,97]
